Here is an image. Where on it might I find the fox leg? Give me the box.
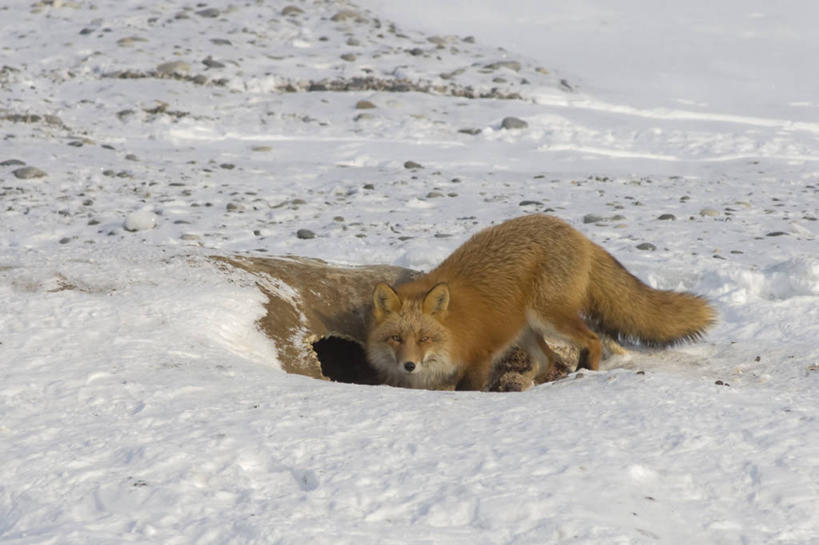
[456,359,493,391]
[518,327,560,384]
[528,311,603,371]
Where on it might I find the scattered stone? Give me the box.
[296,229,316,240]
[226,202,243,212]
[766,231,788,237]
[180,234,200,241]
[699,208,720,217]
[125,154,138,161]
[355,100,376,110]
[559,79,574,92]
[117,36,148,47]
[363,183,375,190]
[196,8,220,18]
[408,47,424,56]
[210,38,232,46]
[485,60,521,72]
[340,53,357,62]
[636,242,657,251]
[404,160,423,169]
[251,145,272,152]
[657,213,676,220]
[582,214,604,224]
[519,200,541,207]
[458,128,481,135]
[281,5,304,16]
[346,37,361,46]
[59,237,72,245]
[12,166,47,179]
[331,9,362,22]
[220,163,235,170]
[156,61,191,76]
[426,191,444,198]
[124,210,157,232]
[501,116,528,130]
[462,36,476,44]
[354,113,375,122]
[1,159,26,167]
[202,57,225,69]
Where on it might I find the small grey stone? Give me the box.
[657,214,676,220]
[699,208,720,217]
[458,128,481,135]
[519,200,542,207]
[156,61,191,75]
[404,161,423,169]
[485,60,521,72]
[180,233,201,241]
[340,53,356,62]
[196,8,220,18]
[346,37,360,46]
[636,242,657,251]
[355,100,376,110]
[426,191,444,198]
[1,159,26,166]
[296,229,316,240]
[281,5,304,16]
[583,214,604,224]
[501,117,528,130]
[331,9,362,22]
[210,38,232,46]
[12,166,47,179]
[766,231,788,237]
[408,47,424,56]
[202,57,225,69]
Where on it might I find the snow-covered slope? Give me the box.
[2,1,818,543]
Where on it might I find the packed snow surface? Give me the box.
[2,0,818,543]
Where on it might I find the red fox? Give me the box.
[366,214,715,390]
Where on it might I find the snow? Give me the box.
[2,0,819,543]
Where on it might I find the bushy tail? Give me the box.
[584,246,716,347]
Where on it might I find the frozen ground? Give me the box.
[1,0,818,543]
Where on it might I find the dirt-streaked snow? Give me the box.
[2,1,818,543]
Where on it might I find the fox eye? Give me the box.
[388,335,402,343]
[419,335,431,343]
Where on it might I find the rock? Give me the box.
[196,8,220,18]
[281,5,304,16]
[124,210,157,232]
[426,191,444,198]
[202,57,225,69]
[699,208,720,217]
[657,213,676,220]
[331,9,362,22]
[355,100,376,110]
[296,229,316,240]
[485,60,522,72]
[1,159,26,166]
[340,53,356,62]
[519,200,542,207]
[251,145,272,152]
[156,61,191,75]
[501,116,528,130]
[210,38,232,46]
[458,128,481,135]
[404,160,423,169]
[636,242,657,251]
[582,214,604,224]
[12,166,47,179]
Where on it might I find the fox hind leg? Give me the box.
[527,311,603,371]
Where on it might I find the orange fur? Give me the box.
[367,214,716,390]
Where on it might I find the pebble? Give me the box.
[156,61,191,75]
[296,229,316,240]
[281,5,304,16]
[699,208,720,217]
[458,128,482,135]
[331,9,361,22]
[355,100,376,109]
[124,210,157,232]
[404,161,423,169]
[340,53,356,62]
[582,214,604,224]
[12,166,47,179]
[636,242,657,251]
[1,159,26,166]
[657,213,676,220]
[501,117,528,130]
[202,57,225,69]
[485,61,521,72]
[196,8,220,18]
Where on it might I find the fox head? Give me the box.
[366,282,456,387]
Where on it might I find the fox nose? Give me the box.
[403,361,416,372]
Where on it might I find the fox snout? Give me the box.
[403,361,417,372]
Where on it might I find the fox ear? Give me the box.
[423,283,450,316]
[373,282,401,321]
